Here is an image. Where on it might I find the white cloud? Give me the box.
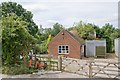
[2,0,119,2]
[0,0,118,28]
[46,20,59,23]
[92,13,118,22]
[22,3,48,12]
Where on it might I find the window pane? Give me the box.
[59,46,61,49]
[63,50,66,53]
[66,50,68,53]
[59,50,61,53]
[66,46,68,48]
[59,48,61,50]
[62,46,65,50]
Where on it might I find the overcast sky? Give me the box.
[1,0,119,28]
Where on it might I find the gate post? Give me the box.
[58,56,62,71]
[89,60,93,78]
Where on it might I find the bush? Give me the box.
[2,65,34,75]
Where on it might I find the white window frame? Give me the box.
[58,45,69,54]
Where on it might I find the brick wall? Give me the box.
[48,30,82,59]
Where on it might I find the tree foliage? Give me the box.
[1,2,38,36]
[100,23,119,52]
[37,23,63,54]
[0,2,40,66]
[52,23,64,36]
[1,13,37,66]
[111,29,120,39]
[75,21,95,40]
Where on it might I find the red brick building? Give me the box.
[48,30,84,59]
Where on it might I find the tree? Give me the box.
[0,23,1,42]
[1,2,38,36]
[1,13,37,66]
[93,25,101,38]
[0,2,42,66]
[75,21,95,40]
[52,23,64,36]
[100,23,115,52]
[111,29,120,39]
[39,34,52,54]
[36,23,63,54]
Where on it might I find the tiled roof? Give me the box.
[64,30,85,44]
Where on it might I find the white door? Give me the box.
[86,42,95,57]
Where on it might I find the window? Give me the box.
[58,45,69,54]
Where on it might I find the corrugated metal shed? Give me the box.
[115,38,120,57]
[86,40,106,57]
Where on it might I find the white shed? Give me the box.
[115,38,120,57]
[86,40,106,57]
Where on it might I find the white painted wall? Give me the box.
[86,40,106,57]
[115,38,120,57]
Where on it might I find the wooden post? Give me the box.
[58,56,62,71]
[48,56,51,70]
[89,60,92,78]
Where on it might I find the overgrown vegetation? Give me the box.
[2,65,32,75]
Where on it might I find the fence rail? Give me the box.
[90,60,119,78]
[36,55,119,79]
[62,58,119,79]
[36,55,58,71]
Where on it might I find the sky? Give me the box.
[1,0,120,28]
